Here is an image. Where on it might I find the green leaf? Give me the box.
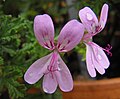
[6,79,26,99]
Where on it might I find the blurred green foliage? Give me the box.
[0,14,50,99]
[0,0,110,99]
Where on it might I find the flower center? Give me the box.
[44,51,61,78]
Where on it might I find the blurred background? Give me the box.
[0,0,120,99]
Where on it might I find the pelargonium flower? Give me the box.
[24,14,84,93]
[79,4,112,77]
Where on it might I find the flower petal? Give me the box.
[43,72,58,94]
[85,42,110,77]
[99,4,109,29]
[79,7,98,33]
[92,42,110,69]
[55,54,73,92]
[42,51,59,94]
[91,49,105,75]
[34,14,55,50]
[85,43,96,77]
[24,53,52,84]
[57,20,84,52]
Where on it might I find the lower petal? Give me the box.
[92,42,110,69]
[85,43,96,77]
[43,73,57,94]
[91,52,105,75]
[24,53,52,84]
[56,55,73,92]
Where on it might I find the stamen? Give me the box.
[44,66,59,78]
[87,42,112,57]
[102,44,112,56]
[44,52,60,77]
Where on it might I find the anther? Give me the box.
[103,44,112,56]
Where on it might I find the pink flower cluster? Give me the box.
[24,4,111,94]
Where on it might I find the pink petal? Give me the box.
[85,43,96,77]
[91,49,105,75]
[55,54,73,92]
[43,72,57,94]
[99,4,109,29]
[79,7,98,33]
[85,42,110,77]
[57,20,84,52]
[42,51,59,94]
[92,42,110,69]
[24,53,52,84]
[34,14,55,50]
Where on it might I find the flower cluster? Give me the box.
[24,4,111,94]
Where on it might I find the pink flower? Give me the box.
[79,4,112,77]
[24,14,84,93]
